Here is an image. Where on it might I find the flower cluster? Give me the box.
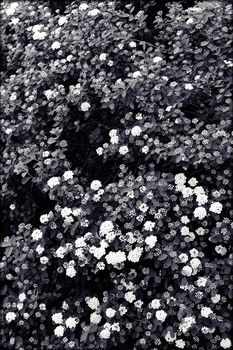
[0,1,232,350]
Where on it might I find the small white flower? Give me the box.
[54,325,65,337]
[181,265,192,276]
[185,83,193,90]
[188,177,198,187]
[79,3,89,11]
[99,53,107,61]
[145,235,157,248]
[129,41,137,48]
[153,56,163,63]
[44,89,54,100]
[10,92,17,101]
[141,146,149,154]
[175,339,186,349]
[186,18,194,24]
[106,251,126,265]
[63,170,74,181]
[65,317,77,329]
[47,177,60,188]
[100,329,111,339]
[81,101,91,112]
[119,145,129,155]
[128,247,143,263]
[58,16,68,26]
[132,71,141,78]
[190,258,201,269]
[5,128,13,135]
[90,180,102,191]
[33,31,47,40]
[211,294,221,303]
[209,202,223,214]
[155,310,167,322]
[88,9,100,16]
[131,126,142,136]
[150,299,161,309]
[86,297,100,310]
[19,293,26,302]
[66,265,76,278]
[5,312,16,323]
[193,206,207,220]
[52,313,63,324]
[220,338,232,349]
[124,291,136,303]
[105,308,116,318]
[201,307,213,318]
[196,276,208,287]
[51,41,61,50]
[96,147,103,155]
[32,229,43,241]
[90,312,102,324]
[5,2,18,16]
[179,253,189,263]
[40,256,48,264]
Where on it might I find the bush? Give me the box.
[0,1,232,350]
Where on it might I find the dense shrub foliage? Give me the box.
[0,1,232,349]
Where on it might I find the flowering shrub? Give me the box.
[0,1,232,350]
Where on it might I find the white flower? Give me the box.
[65,317,77,329]
[193,186,205,195]
[19,293,26,302]
[201,307,213,318]
[55,246,67,259]
[75,237,86,248]
[47,177,60,188]
[165,330,177,343]
[80,101,91,112]
[119,145,129,155]
[31,229,43,241]
[88,9,100,16]
[190,258,201,269]
[179,316,196,333]
[90,244,107,259]
[131,125,142,136]
[193,206,207,220]
[106,308,116,318]
[10,92,17,101]
[32,24,43,32]
[141,145,149,154]
[54,325,65,337]
[5,128,13,135]
[196,193,208,205]
[106,251,126,265]
[220,338,232,349]
[128,247,143,263]
[124,291,136,303]
[5,2,18,16]
[196,277,208,287]
[36,245,44,255]
[153,56,163,63]
[129,41,136,48]
[40,256,48,264]
[58,16,68,26]
[174,173,186,185]
[143,221,155,231]
[175,339,186,348]
[52,312,63,324]
[63,170,74,181]
[96,147,103,155]
[185,83,193,90]
[182,187,193,198]
[119,305,127,315]
[145,235,157,248]
[51,41,61,50]
[100,329,111,339]
[86,297,100,310]
[211,294,221,303]
[150,299,161,309]
[132,71,141,78]
[61,207,72,217]
[179,253,188,263]
[44,89,54,100]
[90,180,102,191]
[188,177,198,187]
[215,245,227,255]
[155,310,167,322]
[66,266,76,278]
[209,202,223,214]
[90,312,102,324]
[5,312,16,323]
[99,53,107,61]
[186,18,194,24]
[79,3,89,11]
[33,31,47,40]
[181,265,192,276]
